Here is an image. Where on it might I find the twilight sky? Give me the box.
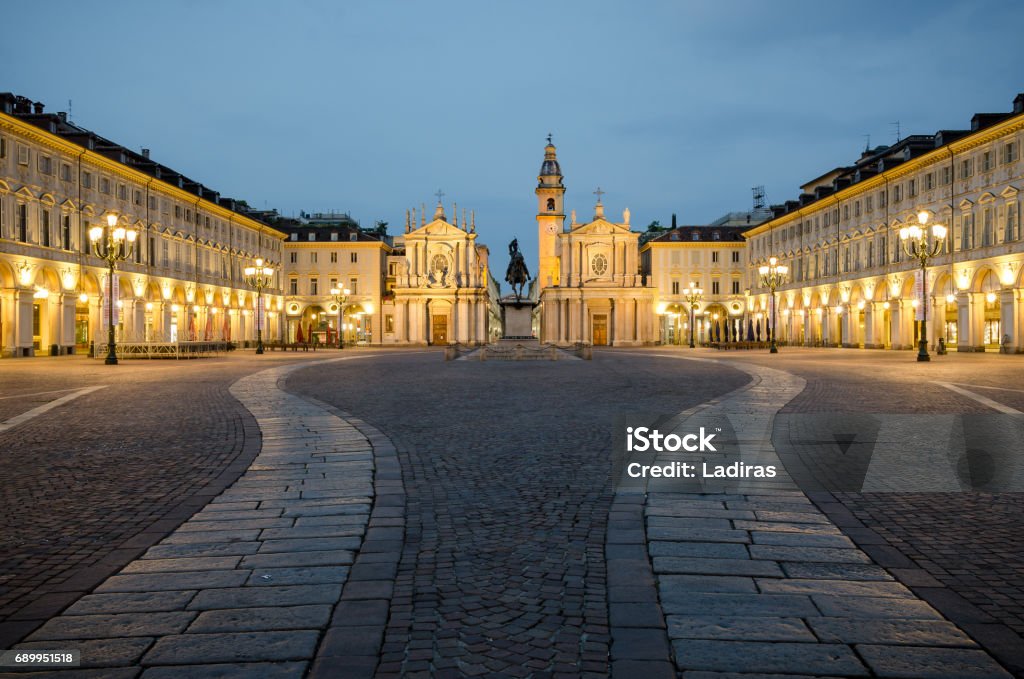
[3,0,1023,267]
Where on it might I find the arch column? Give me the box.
[999,289,1016,352]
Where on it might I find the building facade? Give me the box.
[641,225,748,345]
[383,202,490,345]
[536,140,656,346]
[744,93,1024,353]
[278,215,390,345]
[0,94,285,357]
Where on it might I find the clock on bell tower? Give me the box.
[536,135,565,290]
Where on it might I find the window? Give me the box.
[591,253,608,276]
[308,233,315,241]
[854,201,861,217]
[38,154,53,175]
[290,233,297,241]
[711,281,720,295]
[0,136,5,158]
[388,262,397,276]
[350,252,358,263]
[310,278,318,295]
[843,205,850,220]
[1007,203,1018,242]
[330,232,338,241]
[133,190,142,206]
[17,203,27,242]
[349,278,358,294]
[712,231,720,240]
[711,251,719,263]
[329,278,337,290]
[892,185,902,202]
[546,198,555,211]
[671,281,680,295]
[878,190,887,208]
[82,172,92,189]
[982,151,993,173]
[349,232,357,242]
[17,144,29,165]
[1002,141,1019,164]
[731,280,740,294]
[310,252,318,264]
[982,208,993,246]
[118,184,128,201]
[100,177,111,194]
[60,163,72,182]
[330,252,338,263]
[62,214,71,250]
[289,278,298,295]
[731,251,740,263]
[41,209,51,247]
[385,315,394,333]
[692,232,699,241]
[924,173,934,191]
[174,205,182,218]
[867,240,874,268]
[866,195,873,212]
[960,158,973,179]
[908,179,916,197]
[289,252,297,263]
[941,166,952,184]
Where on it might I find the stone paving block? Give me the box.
[318,625,383,656]
[671,639,868,676]
[609,627,670,660]
[749,532,855,549]
[246,566,350,586]
[239,550,355,569]
[27,611,195,641]
[752,510,832,524]
[255,537,360,553]
[648,542,750,559]
[647,515,738,527]
[188,605,331,633]
[142,630,320,665]
[258,525,363,540]
[781,562,893,581]
[808,618,976,646]
[64,591,196,616]
[187,584,342,611]
[180,519,294,532]
[142,543,260,560]
[160,530,262,545]
[609,602,665,628]
[190,509,285,521]
[121,557,242,574]
[646,526,751,543]
[667,615,815,641]
[653,557,783,578]
[660,592,819,618]
[140,662,307,679]
[307,655,377,679]
[611,659,675,679]
[856,644,1013,678]
[811,595,944,620]
[331,599,390,627]
[748,545,872,564]
[96,571,250,593]
[732,520,840,534]
[659,575,757,594]
[293,514,367,527]
[756,579,914,598]
[15,637,154,668]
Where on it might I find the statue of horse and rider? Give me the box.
[505,238,531,302]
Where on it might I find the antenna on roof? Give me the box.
[67,99,72,122]
[863,134,871,152]
[891,121,901,143]
[752,185,766,210]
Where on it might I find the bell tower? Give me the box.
[536,135,565,289]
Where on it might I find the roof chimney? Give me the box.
[1014,93,1024,115]
[671,213,677,229]
[57,111,67,122]
[141,148,150,159]
[33,101,44,114]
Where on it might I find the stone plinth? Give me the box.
[499,298,537,340]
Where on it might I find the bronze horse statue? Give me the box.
[505,238,531,301]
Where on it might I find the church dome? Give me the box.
[538,136,563,187]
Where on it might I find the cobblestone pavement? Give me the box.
[0,352,352,649]
[5,356,388,677]
[289,351,750,678]
[655,347,1024,676]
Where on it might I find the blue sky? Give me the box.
[3,0,1022,267]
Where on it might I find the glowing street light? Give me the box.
[89,212,137,364]
[243,258,275,354]
[899,211,946,361]
[330,286,351,348]
[682,282,703,348]
[758,256,788,354]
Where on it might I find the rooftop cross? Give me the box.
[547,133,552,144]
[593,186,605,203]
[435,189,445,203]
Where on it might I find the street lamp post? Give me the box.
[243,258,275,354]
[900,211,947,362]
[330,287,351,348]
[89,213,137,365]
[682,283,703,349]
[758,256,789,354]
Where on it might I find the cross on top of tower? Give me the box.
[546,133,552,145]
[593,187,605,203]
[435,189,445,203]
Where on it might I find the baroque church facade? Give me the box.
[535,140,656,346]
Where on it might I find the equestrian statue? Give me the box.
[505,237,531,302]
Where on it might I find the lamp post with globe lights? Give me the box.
[682,282,703,348]
[330,286,351,348]
[759,257,788,354]
[244,258,275,354]
[900,211,947,362]
[89,213,137,365]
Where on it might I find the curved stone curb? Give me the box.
[8,357,383,678]
[635,355,1012,678]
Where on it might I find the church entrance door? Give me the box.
[432,315,448,345]
[592,314,608,346]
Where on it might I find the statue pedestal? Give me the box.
[499,298,537,341]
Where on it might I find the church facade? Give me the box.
[535,140,656,346]
[382,203,490,345]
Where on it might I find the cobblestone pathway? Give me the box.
[2,356,383,678]
[290,352,748,678]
